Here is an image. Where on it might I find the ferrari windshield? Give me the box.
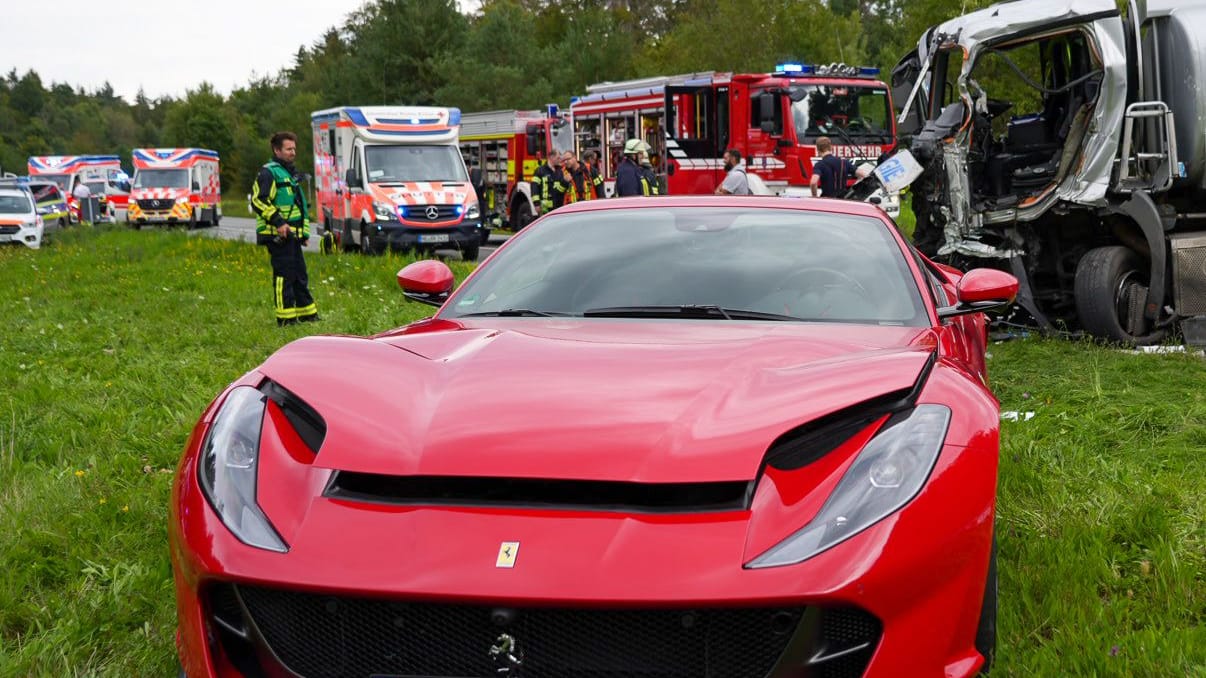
[365,145,468,183]
[134,169,188,189]
[444,206,928,326]
[790,85,892,143]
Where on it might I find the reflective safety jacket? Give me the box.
[251,161,310,239]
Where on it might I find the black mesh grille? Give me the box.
[137,198,172,210]
[404,204,460,221]
[814,608,882,678]
[235,585,805,678]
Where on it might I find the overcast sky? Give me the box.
[0,0,479,103]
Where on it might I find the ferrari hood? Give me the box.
[258,321,936,483]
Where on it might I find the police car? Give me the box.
[25,180,71,230]
[0,181,44,249]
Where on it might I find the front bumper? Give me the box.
[129,201,193,224]
[0,224,43,249]
[171,399,996,678]
[365,219,488,252]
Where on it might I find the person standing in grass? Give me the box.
[251,131,318,326]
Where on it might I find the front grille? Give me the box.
[814,608,882,678]
[137,198,173,210]
[0,226,18,235]
[324,473,752,513]
[403,204,460,221]
[234,585,805,678]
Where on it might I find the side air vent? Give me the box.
[258,379,326,454]
[325,473,753,514]
[763,350,936,471]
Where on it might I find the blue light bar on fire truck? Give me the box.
[774,62,881,78]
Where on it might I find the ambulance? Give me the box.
[27,155,125,223]
[127,148,221,227]
[312,106,486,260]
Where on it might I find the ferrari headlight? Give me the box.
[747,404,950,568]
[197,386,287,552]
[374,201,396,220]
[465,202,480,220]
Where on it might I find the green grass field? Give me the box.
[0,228,1202,676]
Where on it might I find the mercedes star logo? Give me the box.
[425,206,440,220]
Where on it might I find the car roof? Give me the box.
[0,187,34,198]
[551,195,894,220]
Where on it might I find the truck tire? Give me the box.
[340,221,355,253]
[212,208,221,226]
[359,223,378,255]
[1074,245,1167,345]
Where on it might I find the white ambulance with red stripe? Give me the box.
[27,155,125,223]
[127,148,221,227]
[312,106,486,260]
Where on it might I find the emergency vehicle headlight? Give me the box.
[465,203,480,220]
[374,201,396,220]
[175,196,189,204]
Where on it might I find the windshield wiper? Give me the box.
[583,305,800,321]
[459,308,569,317]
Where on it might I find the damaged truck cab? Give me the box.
[894,0,1206,344]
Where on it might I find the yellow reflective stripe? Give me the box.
[251,180,279,229]
[294,303,317,316]
[275,277,285,316]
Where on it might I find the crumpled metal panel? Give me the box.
[934,0,1128,208]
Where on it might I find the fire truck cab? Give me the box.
[570,64,900,216]
[27,155,126,223]
[459,107,574,230]
[312,106,486,259]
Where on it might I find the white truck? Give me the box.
[311,106,486,259]
[887,0,1206,345]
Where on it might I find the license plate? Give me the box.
[418,233,450,244]
[0,234,12,242]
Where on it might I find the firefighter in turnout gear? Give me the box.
[638,148,660,196]
[577,150,605,200]
[531,153,560,215]
[251,131,319,326]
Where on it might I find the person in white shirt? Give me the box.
[715,149,751,195]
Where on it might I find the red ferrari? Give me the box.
[171,197,1017,678]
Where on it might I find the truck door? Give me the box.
[664,84,728,194]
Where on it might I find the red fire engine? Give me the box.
[459,107,574,229]
[569,63,900,216]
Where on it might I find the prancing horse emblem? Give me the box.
[425,205,440,220]
[489,633,523,675]
[496,541,519,568]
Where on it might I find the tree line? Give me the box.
[0,0,991,195]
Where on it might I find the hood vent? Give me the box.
[324,473,754,514]
[762,350,937,471]
[259,379,326,455]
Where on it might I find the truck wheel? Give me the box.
[460,242,480,262]
[212,207,221,227]
[188,209,197,230]
[339,222,355,253]
[359,224,377,255]
[1074,245,1167,345]
[512,200,533,231]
